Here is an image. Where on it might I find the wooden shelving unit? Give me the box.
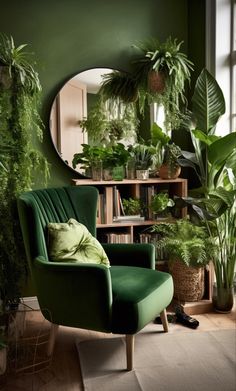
[72,177,212,314]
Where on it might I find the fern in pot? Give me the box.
[150,219,216,302]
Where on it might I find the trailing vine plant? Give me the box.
[0,33,49,309]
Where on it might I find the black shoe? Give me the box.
[154,314,176,324]
[175,305,199,329]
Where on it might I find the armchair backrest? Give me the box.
[17,185,98,269]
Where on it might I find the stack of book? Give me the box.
[105,232,132,243]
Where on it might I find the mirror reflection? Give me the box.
[49,68,138,175]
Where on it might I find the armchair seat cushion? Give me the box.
[110,266,173,335]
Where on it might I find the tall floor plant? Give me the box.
[178,69,236,309]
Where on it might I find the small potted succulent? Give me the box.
[158,142,182,179]
[129,143,155,180]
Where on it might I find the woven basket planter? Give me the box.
[168,259,205,302]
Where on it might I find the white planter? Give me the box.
[136,169,149,180]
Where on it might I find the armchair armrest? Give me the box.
[102,243,155,269]
[33,256,112,332]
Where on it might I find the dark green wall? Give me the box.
[0,0,205,188]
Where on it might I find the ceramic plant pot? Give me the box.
[136,169,149,180]
[212,283,234,313]
[158,164,181,179]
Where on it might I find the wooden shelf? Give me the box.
[72,177,188,186]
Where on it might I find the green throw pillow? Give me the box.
[47,218,110,267]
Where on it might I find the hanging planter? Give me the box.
[148,70,166,94]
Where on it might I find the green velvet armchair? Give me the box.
[17,185,173,370]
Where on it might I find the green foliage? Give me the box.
[122,197,142,215]
[0,33,49,308]
[132,36,194,130]
[150,192,174,214]
[72,143,130,171]
[162,142,182,175]
[151,219,216,267]
[178,69,236,288]
[78,95,138,145]
[99,70,138,103]
[0,33,41,93]
[128,143,155,170]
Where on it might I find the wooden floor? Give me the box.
[1,303,235,391]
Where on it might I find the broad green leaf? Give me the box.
[150,122,170,146]
[208,132,236,167]
[192,69,225,133]
[192,129,219,145]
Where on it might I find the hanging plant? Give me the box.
[132,36,194,131]
[0,33,49,310]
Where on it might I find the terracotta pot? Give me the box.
[158,164,181,179]
[148,70,166,93]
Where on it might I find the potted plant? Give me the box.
[72,144,104,180]
[177,69,236,311]
[150,219,216,302]
[122,197,142,216]
[158,142,182,179]
[102,143,130,181]
[99,70,139,104]
[129,143,155,180]
[0,33,49,315]
[132,36,194,131]
[150,192,174,219]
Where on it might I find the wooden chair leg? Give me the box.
[126,334,135,371]
[160,309,169,332]
[47,323,59,356]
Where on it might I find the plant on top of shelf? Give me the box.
[128,143,155,170]
[132,36,194,131]
[158,142,182,179]
[0,33,49,311]
[72,144,104,170]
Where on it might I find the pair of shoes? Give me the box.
[175,304,199,329]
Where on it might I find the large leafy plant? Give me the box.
[178,69,236,290]
[0,33,49,309]
[150,219,216,267]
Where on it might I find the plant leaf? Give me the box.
[192,69,225,133]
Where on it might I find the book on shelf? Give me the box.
[105,232,132,243]
[113,215,145,222]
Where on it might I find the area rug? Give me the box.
[76,324,236,391]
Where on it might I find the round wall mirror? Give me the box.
[49,68,138,176]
